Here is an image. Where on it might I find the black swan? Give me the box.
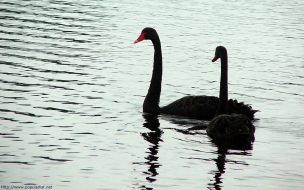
[134,27,258,120]
[206,46,255,142]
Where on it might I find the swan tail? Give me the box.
[227,99,258,120]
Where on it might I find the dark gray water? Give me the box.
[1,0,303,189]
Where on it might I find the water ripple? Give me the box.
[0,0,303,189]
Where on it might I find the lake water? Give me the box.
[0,0,303,189]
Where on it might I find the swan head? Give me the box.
[212,46,227,62]
[134,27,158,44]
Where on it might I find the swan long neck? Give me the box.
[143,36,162,114]
[215,52,228,117]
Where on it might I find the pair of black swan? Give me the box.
[134,27,258,122]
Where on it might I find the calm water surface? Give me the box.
[0,0,303,189]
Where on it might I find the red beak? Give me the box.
[134,33,146,44]
[212,56,219,62]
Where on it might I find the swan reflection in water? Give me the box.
[134,114,163,189]
[207,139,253,190]
[164,117,254,190]
[134,114,254,189]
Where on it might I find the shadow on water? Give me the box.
[161,116,254,190]
[207,140,253,190]
[138,113,163,190]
